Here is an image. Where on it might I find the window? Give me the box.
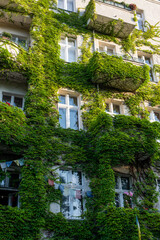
[2,93,24,109]
[0,168,20,207]
[138,55,154,81]
[98,41,115,56]
[58,93,80,130]
[105,102,121,115]
[136,12,144,31]
[149,110,160,122]
[11,35,28,49]
[59,169,85,219]
[58,0,75,11]
[115,175,132,207]
[60,37,76,62]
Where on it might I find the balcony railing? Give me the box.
[96,0,131,11]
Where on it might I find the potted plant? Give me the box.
[1,32,12,40]
[129,3,137,10]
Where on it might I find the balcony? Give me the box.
[88,52,150,92]
[86,0,136,38]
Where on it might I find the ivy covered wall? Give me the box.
[0,0,160,239]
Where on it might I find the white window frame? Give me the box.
[57,0,75,12]
[98,41,116,56]
[115,175,132,207]
[60,36,77,62]
[59,169,86,219]
[58,91,81,130]
[136,11,144,31]
[2,92,24,110]
[105,101,124,115]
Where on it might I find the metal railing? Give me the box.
[96,0,131,11]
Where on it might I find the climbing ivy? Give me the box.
[0,0,160,239]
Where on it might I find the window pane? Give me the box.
[149,70,153,81]
[60,170,69,183]
[115,176,118,189]
[9,173,20,188]
[105,103,110,112]
[59,95,66,104]
[18,38,27,48]
[123,193,132,208]
[67,0,74,11]
[138,20,143,30]
[69,96,77,106]
[72,190,83,218]
[61,195,70,218]
[58,0,64,9]
[113,105,120,114]
[60,37,65,44]
[70,109,78,130]
[158,180,160,193]
[121,177,130,190]
[72,171,82,185]
[115,193,120,207]
[68,48,76,62]
[154,112,160,121]
[59,108,66,128]
[99,46,104,53]
[60,46,65,60]
[107,48,113,55]
[68,39,75,47]
[2,95,11,103]
[14,97,23,108]
[145,57,151,65]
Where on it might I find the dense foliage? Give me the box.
[0,0,160,239]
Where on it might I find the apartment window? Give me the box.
[60,37,76,62]
[58,0,75,11]
[149,110,160,122]
[138,55,154,81]
[99,42,115,56]
[136,12,144,31]
[59,169,84,219]
[2,93,24,109]
[105,102,121,115]
[11,35,28,49]
[0,168,20,207]
[58,94,79,130]
[115,175,132,207]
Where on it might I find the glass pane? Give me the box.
[59,108,66,128]
[113,105,120,114]
[0,190,9,206]
[9,173,20,188]
[0,179,5,187]
[68,39,75,47]
[158,180,160,193]
[149,70,153,81]
[115,193,120,207]
[137,13,142,18]
[2,95,11,103]
[70,109,78,130]
[121,177,130,190]
[72,190,83,218]
[14,97,23,108]
[145,57,151,65]
[69,96,77,106]
[68,48,76,62]
[18,38,27,48]
[105,103,110,112]
[115,176,118,189]
[60,170,69,183]
[60,46,65,60]
[58,0,64,9]
[60,37,65,44]
[154,112,160,121]
[61,195,70,218]
[72,171,82,185]
[123,193,132,208]
[138,20,143,30]
[11,193,18,207]
[67,0,74,11]
[107,48,113,55]
[59,95,66,104]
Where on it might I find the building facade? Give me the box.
[1,0,160,239]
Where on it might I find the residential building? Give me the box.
[1,0,160,239]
